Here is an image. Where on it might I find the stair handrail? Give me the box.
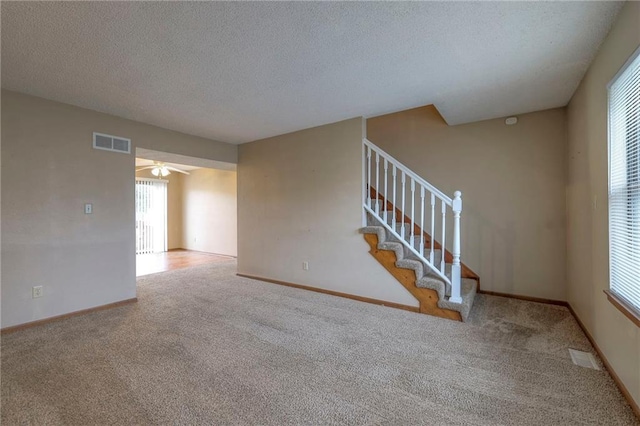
[362,138,463,304]
[363,139,452,205]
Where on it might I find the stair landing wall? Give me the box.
[238,117,419,308]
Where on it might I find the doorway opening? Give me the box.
[135,149,237,278]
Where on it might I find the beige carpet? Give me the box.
[2,260,637,425]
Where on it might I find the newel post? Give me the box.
[450,191,463,304]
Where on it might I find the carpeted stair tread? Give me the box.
[395,259,424,279]
[360,226,388,245]
[360,226,406,261]
[416,274,447,297]
[438,278,477,321]
[361,225,382,233]
[378,242,405,261]
[361,225,385,237]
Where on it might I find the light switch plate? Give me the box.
[84,203,93,214]
[32,286,43,298]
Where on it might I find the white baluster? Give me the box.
[392,165,397,227]
[383,159,388,224]
[367,146,372,209]
[420,186,425,256]
[375,152,380,215]
[450,191,463,303]
[430,193,435,265]
[440,200,446,275]
[361,142,367,226]
[401,172,406,239]
[147,181,151,253]
[410,179,415,244]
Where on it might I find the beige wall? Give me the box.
[135,169,183,250]
[566,1,640,408]
[238,118,418,306]
[1,90,237,328]
[367,106,567,301]
[182,168,237,256]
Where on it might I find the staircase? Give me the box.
[361,139,478,321]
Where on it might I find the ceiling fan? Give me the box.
[136,161,190,177]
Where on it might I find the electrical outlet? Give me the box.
[32,286,43,298]
[302,261,309,271]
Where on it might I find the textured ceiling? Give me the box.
[1,2,623,144]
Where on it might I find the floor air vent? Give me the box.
[93,132,131,154]
[568,348,600,370]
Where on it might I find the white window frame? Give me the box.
[607,45,640,323]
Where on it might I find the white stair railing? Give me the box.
[362,138,463,304]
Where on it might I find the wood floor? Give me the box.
[136,249,234,277]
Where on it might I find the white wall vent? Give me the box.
[568,349,600,370]
[93,132,131,154]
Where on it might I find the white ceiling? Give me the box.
[1,2,623,144]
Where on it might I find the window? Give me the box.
[135,178,168,255]
[608,46,640,320]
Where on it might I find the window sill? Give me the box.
[604,290,640,328]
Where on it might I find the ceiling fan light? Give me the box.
[160,167,171,176]
[151,168,160,176]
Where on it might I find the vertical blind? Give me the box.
[135,178,167,255]
[609,47,640,313]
